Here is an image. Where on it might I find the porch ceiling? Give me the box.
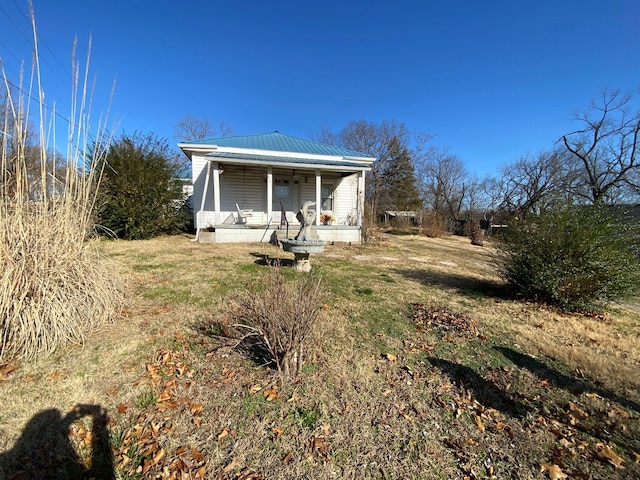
[205,151,370,172]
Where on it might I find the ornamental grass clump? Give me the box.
[0,18,122,362]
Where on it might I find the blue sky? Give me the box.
[1,0,638,176]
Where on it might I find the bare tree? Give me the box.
[416,146,468,221]
[309,125,337,146]
[174,115,233,142]
[561,89,640,204]
[324,119,433,218]
[496,149,570,218]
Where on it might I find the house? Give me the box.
[178,132,375,243]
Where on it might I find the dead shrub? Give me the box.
[226,268,324,378]
[468,219,484,246]
[421,211,445,238]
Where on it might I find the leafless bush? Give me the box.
[0,12,122,362]
[227,268,324,378]
[421,211,445,238]
[468,219,484,246]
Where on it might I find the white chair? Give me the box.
[236,203,253,224]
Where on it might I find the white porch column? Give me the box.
[213,162,221,225]
[194,160,211,241]
[267,167,273,223]
[358,170,365,227]
[315,169,322,225]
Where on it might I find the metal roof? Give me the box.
[190,131,371,158]
[206,151,369,171]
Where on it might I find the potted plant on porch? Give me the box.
[320,213,336,225]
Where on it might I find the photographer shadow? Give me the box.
[0,404,114,480]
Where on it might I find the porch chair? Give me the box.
[235,203,253,224]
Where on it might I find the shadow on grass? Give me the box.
[250,252,294,268]
[393,267,508,301]
[426,357,529,419]
[196,317,276,371]
[0,404,114,479]
[494,346,640,413]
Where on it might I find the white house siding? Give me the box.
[191,155,215,229]
[219,165,265,224]
[334,173,359,225]
[297,172,358,225]
[299,181,316,207]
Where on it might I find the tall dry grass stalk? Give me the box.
[0,6,122,362]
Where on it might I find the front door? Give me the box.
[273,176,298,224]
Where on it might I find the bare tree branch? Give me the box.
[561,88,640,203]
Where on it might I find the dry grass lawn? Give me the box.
[1,232,639,479]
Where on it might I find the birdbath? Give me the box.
[280,201,326,272]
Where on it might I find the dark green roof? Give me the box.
[190,131,371,158]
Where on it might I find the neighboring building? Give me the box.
[380,210,420,225]
[178,132,375,243]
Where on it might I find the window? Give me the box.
[274,178,290,199]
[321,184,334,211]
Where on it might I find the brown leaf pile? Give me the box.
[411,304,482,338]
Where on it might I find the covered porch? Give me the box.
[194,161,366,243]
[180,132,374,244]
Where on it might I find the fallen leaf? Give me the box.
[596,443,624,468]
[385,353,398,361]
[282,452,293,464]
[248,384,262,394]
[152,448,166,465]
[0,363,17,379]
[288,392,300,403]
[474,415,485,432]
[223,457,239,473]
[47,370,67,380]
[541,463,568,480]
[567,401,588,424]
[609,405,630,418]
[217,428,229,442]
[311,437,329,457]
[264,385,279,401]
[117,404,128,415]
[192,449,205,462]
[632,451,640,463]
[272,427,284,439]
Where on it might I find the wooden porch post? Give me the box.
[315,170,322,225]
[267,167,273,224]
[213,162,221,225]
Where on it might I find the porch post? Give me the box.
[358,170,365,227]
[267,167,273,223]
[194,160,211,241]
[315,169,322,225]
[213,162,221,225]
